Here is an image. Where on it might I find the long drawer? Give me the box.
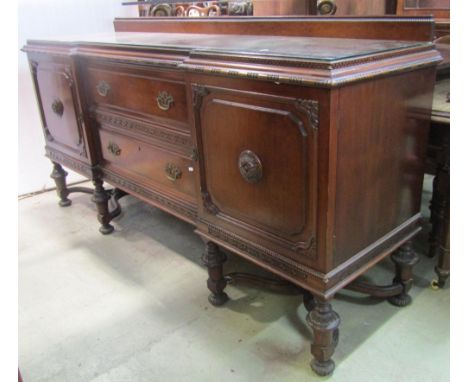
[85,64,188,129]
[98,128,196,201]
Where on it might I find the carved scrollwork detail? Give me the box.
[295,99,319,130]
[156,91,174,111]
[202,192,220,215]
[192,85,210,109]
[61,67,74,88]
[190,148,199,162]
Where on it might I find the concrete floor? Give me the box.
[19,178,449,382]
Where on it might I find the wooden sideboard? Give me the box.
[23,17,441,376]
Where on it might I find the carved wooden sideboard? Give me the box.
[23,17,441,376]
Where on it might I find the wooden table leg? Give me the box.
[431,141,450,289]
[50,162,71,207]
[306,298,340,376]
[202,241,228,306]
[388,241,419,307]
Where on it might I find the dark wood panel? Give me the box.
[333,68,435,268]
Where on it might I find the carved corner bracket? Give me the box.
[295,99,319,130]
[192,84,211,109]
[202,192,220,215]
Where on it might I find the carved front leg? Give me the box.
[202,242,228,306]
[306,298,340,376]
[92,177,114,235]
[50,162,71,207]
[388,241,419,307]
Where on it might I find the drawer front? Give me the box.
[99,128,196,200]
[31,58,88,160]
[86,66,188,127]
[193,84,319,256]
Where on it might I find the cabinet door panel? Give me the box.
[193,85,318,254]
[32,59,87,160]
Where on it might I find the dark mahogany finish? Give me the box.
[24,17,441,376]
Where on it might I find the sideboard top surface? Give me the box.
[24,17,441,88]
[27,32,426,62]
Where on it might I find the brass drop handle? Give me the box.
[238,150,263,184]
[156,91,174,111]
[107,142,121,156]
[165,163,182,181]
[51,98,64,117]
[97,80,111,97]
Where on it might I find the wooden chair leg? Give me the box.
[307,298,340,376]
[202,241,228,306]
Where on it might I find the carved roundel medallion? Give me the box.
[238,150,263,184]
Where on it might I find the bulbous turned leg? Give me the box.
[202,242,228,306]
[388,241,419,307]
[50,162,71,207]
[303,291,316,312]
[306,298,341,376]
[92,177,114,235]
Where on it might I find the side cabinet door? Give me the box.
[193,84,319,259]
[30,57,88,161]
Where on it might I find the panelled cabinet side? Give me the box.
[328,66,437,291]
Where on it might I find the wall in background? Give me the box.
[18,0,137,195]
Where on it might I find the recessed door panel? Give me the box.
[33,59,87,159]
[193,84,318,252]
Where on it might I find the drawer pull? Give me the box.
[51,98,64,117]
[107,142,121,156]
[238,150,263,184]
[165,163,182,181]
[156,91,174,111]
[96,80,111,97]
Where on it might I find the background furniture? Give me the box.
[24,16,440,376]
[426,78,450,288]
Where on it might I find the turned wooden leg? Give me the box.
[50,162,71,207]
[92,177,114,235]
[202,242,228,306]
[303,290,316,312]
[306,298,340,376]
[428,173,446,258]
[434,211,450,289]
[429,143,449,259]
[388,241,419,307]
